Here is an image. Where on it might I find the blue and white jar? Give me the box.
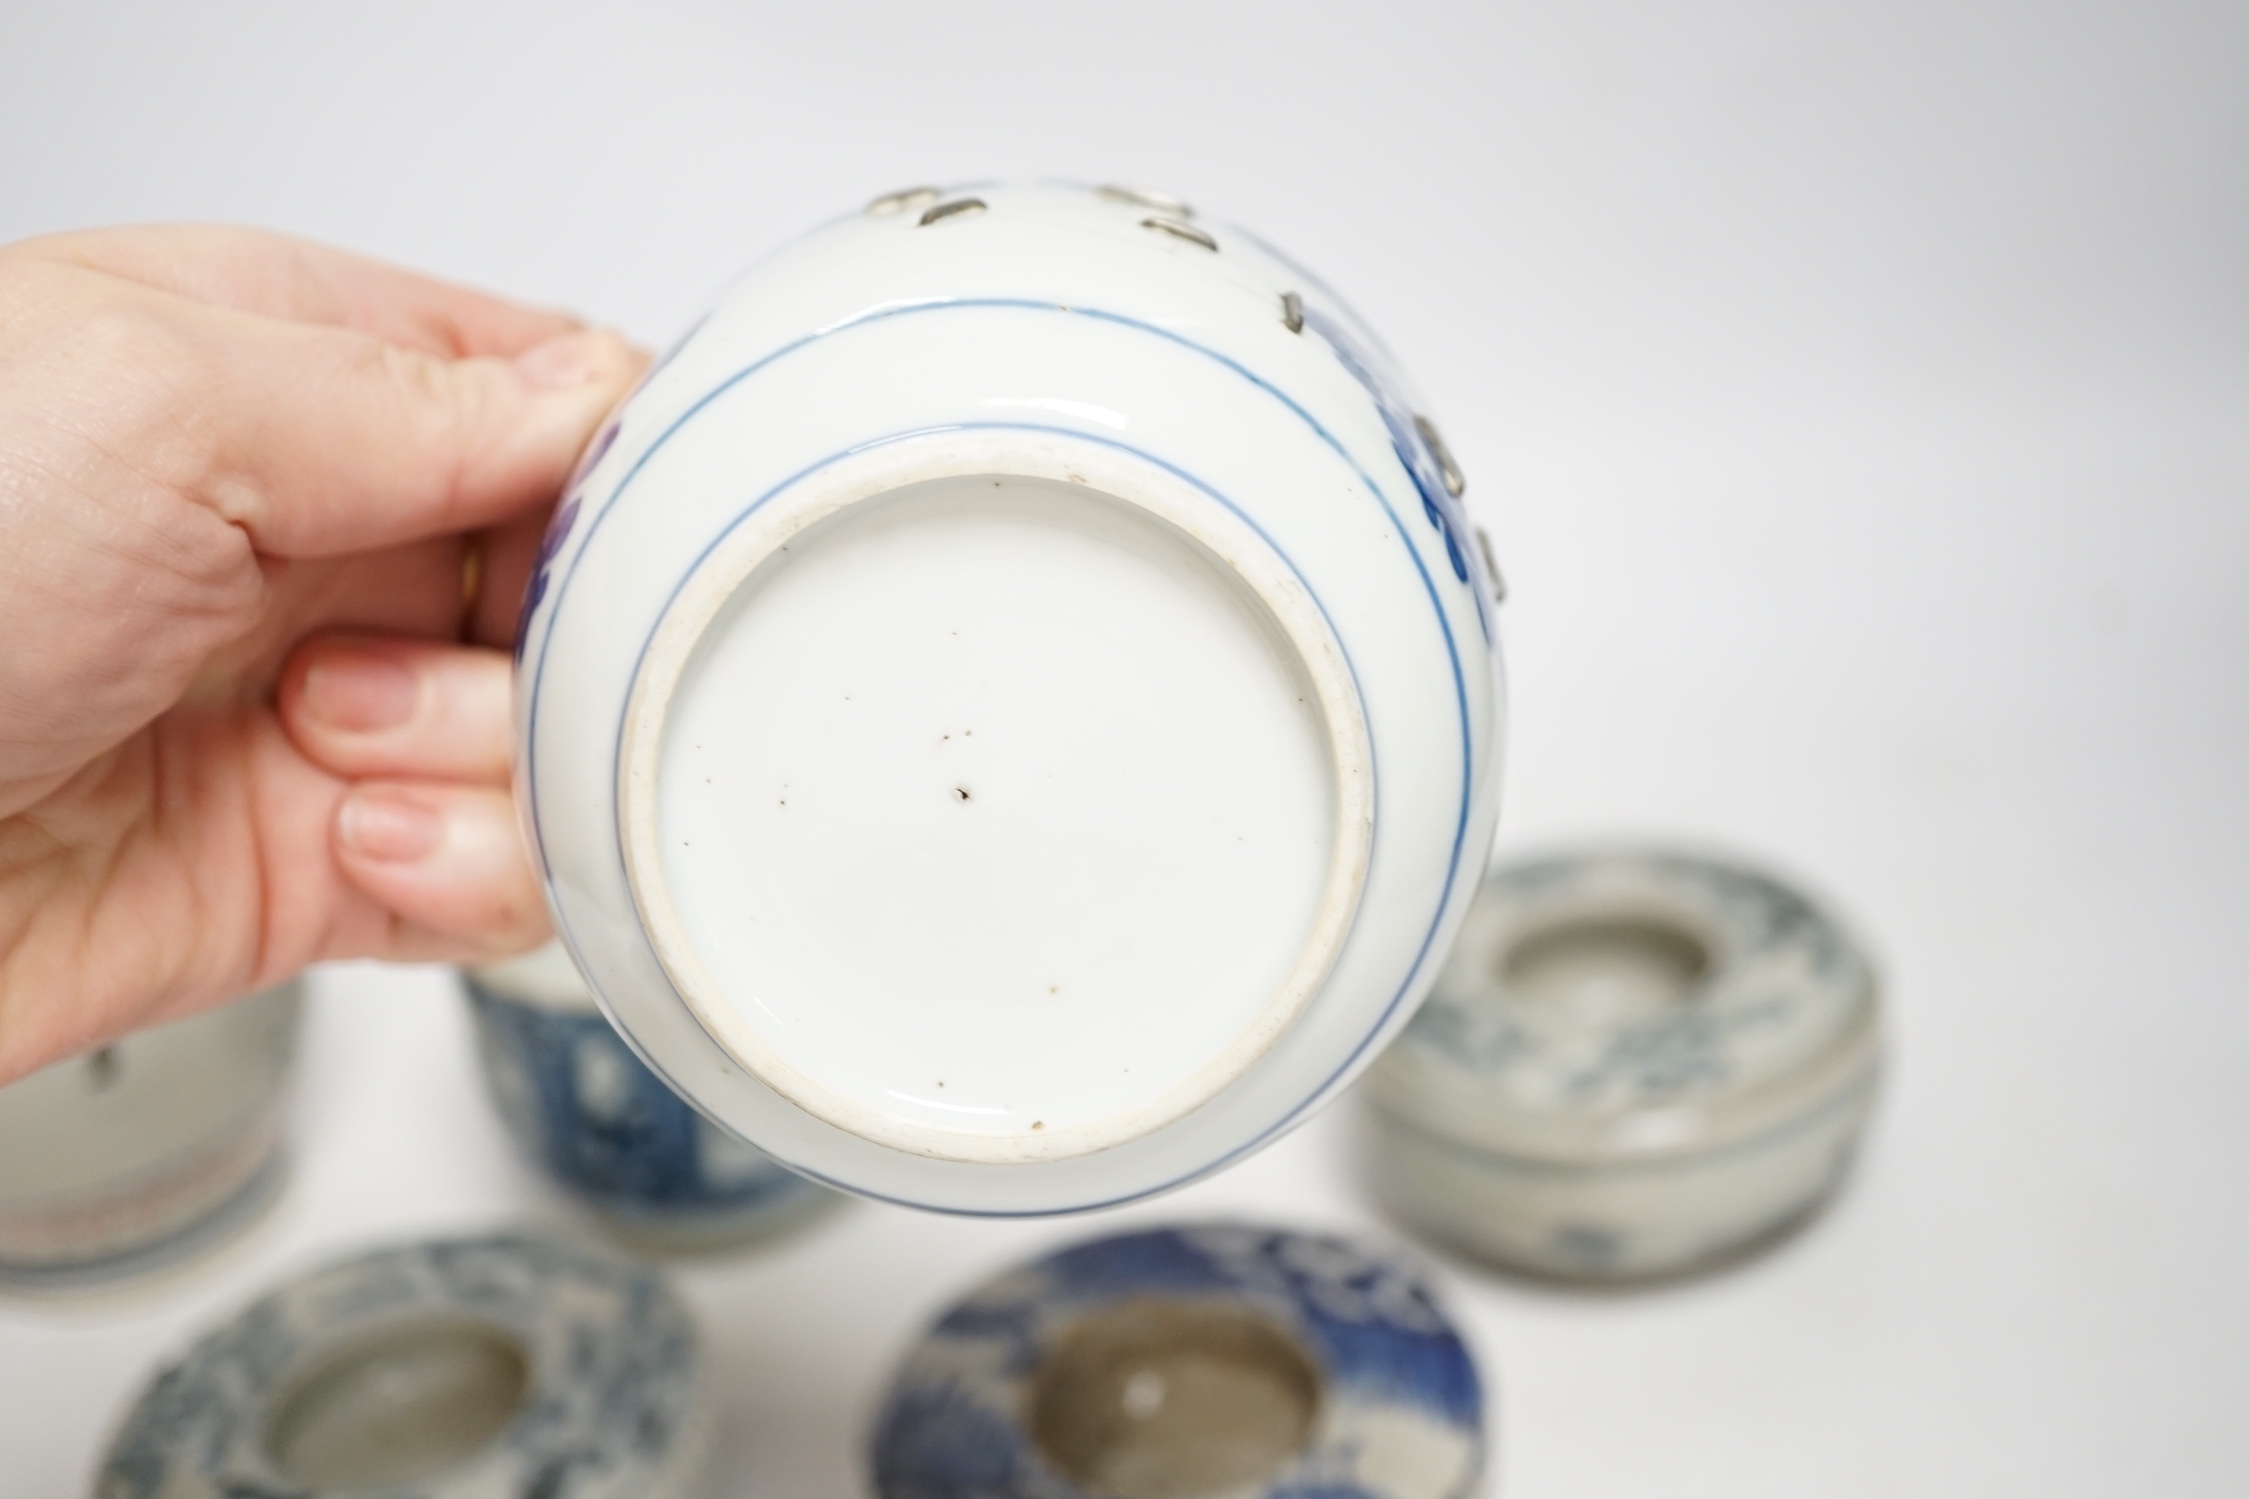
[517,182,1506,1213]
[465,943,836,1252]
[1360,847,1884,1280]
[872,1222,1486,1499]
[0,979,300,1286]
[96,1233,704,1499]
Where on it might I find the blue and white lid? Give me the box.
[1367,847,1882,1161]
[873,1222,1485,1499]
[96,1233,703,1499]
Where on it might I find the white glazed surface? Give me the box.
[0,983,301,1271]
[518,183,1504,1214]
[1360,849,1881,1279]
[626,464,1370,1163]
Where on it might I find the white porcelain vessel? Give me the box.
[517,183,1504,1213]
[1359,848,1882,1281]
[0,980,300,1285]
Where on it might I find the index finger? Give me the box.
[11,224,583,358]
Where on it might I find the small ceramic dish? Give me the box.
[518,182,1504,1214]
[95,1233,703,1499]
[1358,847,1882,1281]
[465,942,838,1252]
[871,1222,1484,1499]
[0,980,300,1288]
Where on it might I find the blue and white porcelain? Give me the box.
[0,979,300,1287]
[517,182,1506,1214]
[872,1222,1485,1499]
[96,1233,704,1499]
[1360,847,1883,1280]
[465,942,837,1252]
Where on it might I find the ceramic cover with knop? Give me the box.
[518,183,1504,1213]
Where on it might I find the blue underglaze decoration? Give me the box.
[516,489,583,662]
[1297,305,1491,642]
[929,1290,1048,1378]
[97,1236,697,1499]
[1403,851,1868,1112]
[467,981,824,1228]
[872,1224,1486,1499]
[1270,1486,1390,1499]
[517,307,718,665]
[516,410,623,659]
[873,1377,1024,1496]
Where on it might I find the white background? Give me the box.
[2,1,2244,1493]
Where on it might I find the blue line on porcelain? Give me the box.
[525,299,1480,1213]
[525,297,1474,853]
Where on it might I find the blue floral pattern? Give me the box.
[514,408,618,663]
[1400,850,1874,1116]
[872,1224,1485,1499]
[466,980,831,1241]
[96,1235,700,1499]
[1298,306,1492,641]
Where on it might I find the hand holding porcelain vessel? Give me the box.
[521,184,1505,1213]
[0,226,637,1083]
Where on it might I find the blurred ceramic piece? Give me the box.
[0,980,300,1287]
[1360,847,1882,1281]
[96,1233,703,1499]
[465,942,837,1252]
[872,1222,1484,1499]
[517,181,1505,1213]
